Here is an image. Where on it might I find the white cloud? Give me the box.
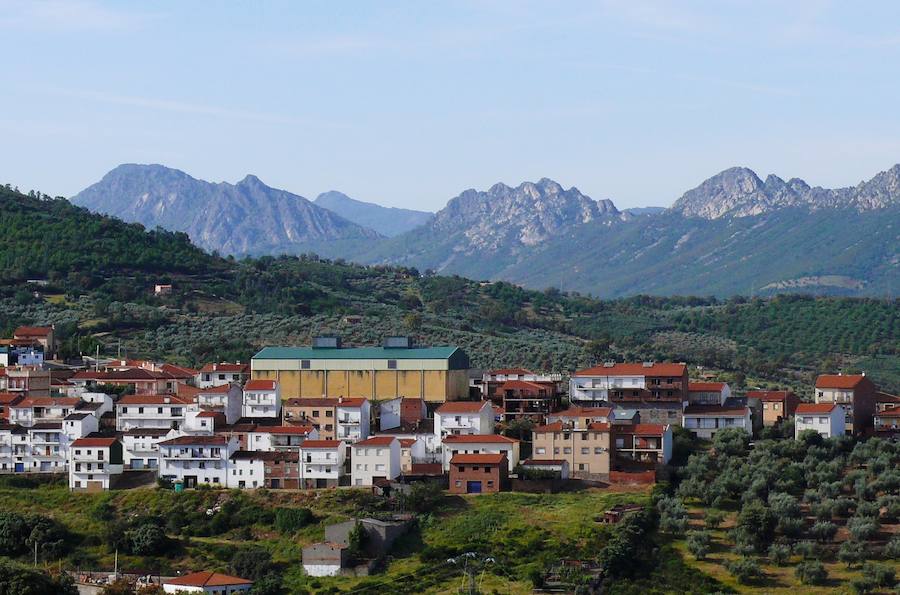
[0,0,157,32]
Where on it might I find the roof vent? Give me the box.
[383,336,412,349]
[603,362,615,368]
[642,361,654,368]
[313,336,341,349]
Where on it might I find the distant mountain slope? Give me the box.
[672,164,900,219]
[314,191,432,237]
[72,164,381,256]
[498,207,899,297]
[357,178,625,278]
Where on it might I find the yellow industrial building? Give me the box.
[250,338,470,403]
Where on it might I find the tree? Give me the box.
[809,521,837,543]
[686,531,710,560]
[704,509,725,530]
[274,508,313,534]
[861,562,895,588]
[768,542,791,566]
[884,534,900,558]
[734,501,776,552]
[128,524,167,556]
[724,557,763,585]
[847,517,880,542]
[346,520,369,562]
[399,481,444,513]
[657,496,688,535]
[838,540,866,568]
[0,559,78,595]
[230,548,274,582]
[795,560,827,585]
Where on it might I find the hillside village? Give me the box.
[1,325,899,591]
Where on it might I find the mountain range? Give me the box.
[71,163,900,297]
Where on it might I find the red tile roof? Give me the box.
[160,363,197,378]
[876,406,900,418]
[196,411,219,418]
[436,401,489,414]
[688,382,726,392]
[443,434,518,444]
[816,374,867,389]
[522,458,567,466]
[13,326,52,337]
[0,393,23,405]
[497,380,548,392]
[450,453,507,465]
[198,384,234,394]
[158,435,228,446]
[574,362,686,377]
[199,363,249,374]
[683,405,749,416]
[244,379,276,391]
[796,403,839,414]
[552,406,612,418]
[398,438,417,447]
[13,397,80,408]
[336,398,368,407]
[617,423,668,436]
[165,571,251,587]
[71,437,118,447]
[299,439,342,449]
[533,421,611,432]
[118,394,192,405]
[876,392,900,403]
[284,398,338,408]
[533,422,564,432]
[746,390,793,401]
[354,436,398,447]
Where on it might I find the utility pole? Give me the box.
[33,540,38,567]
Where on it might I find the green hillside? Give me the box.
[0,185,897,394]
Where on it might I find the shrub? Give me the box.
[855,500,879,519]
[399,481,444,513]
[861,561,895,588]
[734,501,776,552]
[768,542,791,566]
[0,559,78,595]
[850,577,874,595]
[776,517,805,537]
[809,521,837,542]
[838,540,866,568]
[795,560,827,585]
[128,524,168,556]
[230,548,274,582]
[656,497,688,535]
[847,517,880,542]
[724,557,763,584]
[884,534,900,559]
[793,540,821,560]
[686,531,710,560]
[704,510,725,530]
[274,508,313,534]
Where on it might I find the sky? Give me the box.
[4,1,900,211]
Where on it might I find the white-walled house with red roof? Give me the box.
[242,379,281,418]
[158,434,239,488]
[299,439,345,489]
[9,397,80,427]
[687,382,731,406]
[116,394,196,432]
[795,403,845,439]
[197,362,250,389]
[335,397,371,444]
[196,383,243,425]
[351,436,401,487]
[246,425,318,452]
[434,400,493,442]
[682,404,751,440]
[162,571,252,594]
[68,436,124,491]
[441,434,520,472]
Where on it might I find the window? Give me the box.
[553,447,560,455]
[326,410,333,417]
[301,360,311,369]
[455,480,462,487]
[594,447,603,454]
[773,403,780,410]
[578,463,585,471]
[312,410,320,417]
[581,433,588,441]
[581,448,589,455]
[535,447,546,455]
[818,417,828,423]
[387,360,397,369]
[218,374,225,380]
[121,407,128,413]
[138,407,144,414]
[484,467,490,474]
[487,480,494,486]
[563,447,572,454]
[615,438,624,448]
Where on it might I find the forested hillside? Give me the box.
[1,184,897,394]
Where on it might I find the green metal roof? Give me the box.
[252,345,461,361]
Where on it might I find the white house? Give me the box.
[116,394,194,431]
[227,451,267,489]
[69,436,124,491]
[163,571,252,594]
[398,437,427,473]
[196,363,250,389]
[241,379,281,418]
[75,392,114,416]
[63,412,99,442]
[298,439,345,489]
[687,382,731,406]
[27,423,70,473]
[246,425,318,452]
[546,406,614,428]
[434,401,494,442]
[795,403,845,439]
[377,397,427,431]
[351,436,401,487]
[441,434,520,472]
[197,384,243,425]
[682,404,751,439]
[0,424,28,473]
[183,410,220,434]
[158,434,238,488]
[122,428,176,470]
[336,398,371,444]
[9,397,80,427]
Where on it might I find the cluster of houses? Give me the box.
[0,329,897,497]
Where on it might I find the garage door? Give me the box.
[86,481,104,493]
[466,481,482,494]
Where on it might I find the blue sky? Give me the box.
[4,0,900,211]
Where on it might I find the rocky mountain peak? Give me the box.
[671,164,900,219]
